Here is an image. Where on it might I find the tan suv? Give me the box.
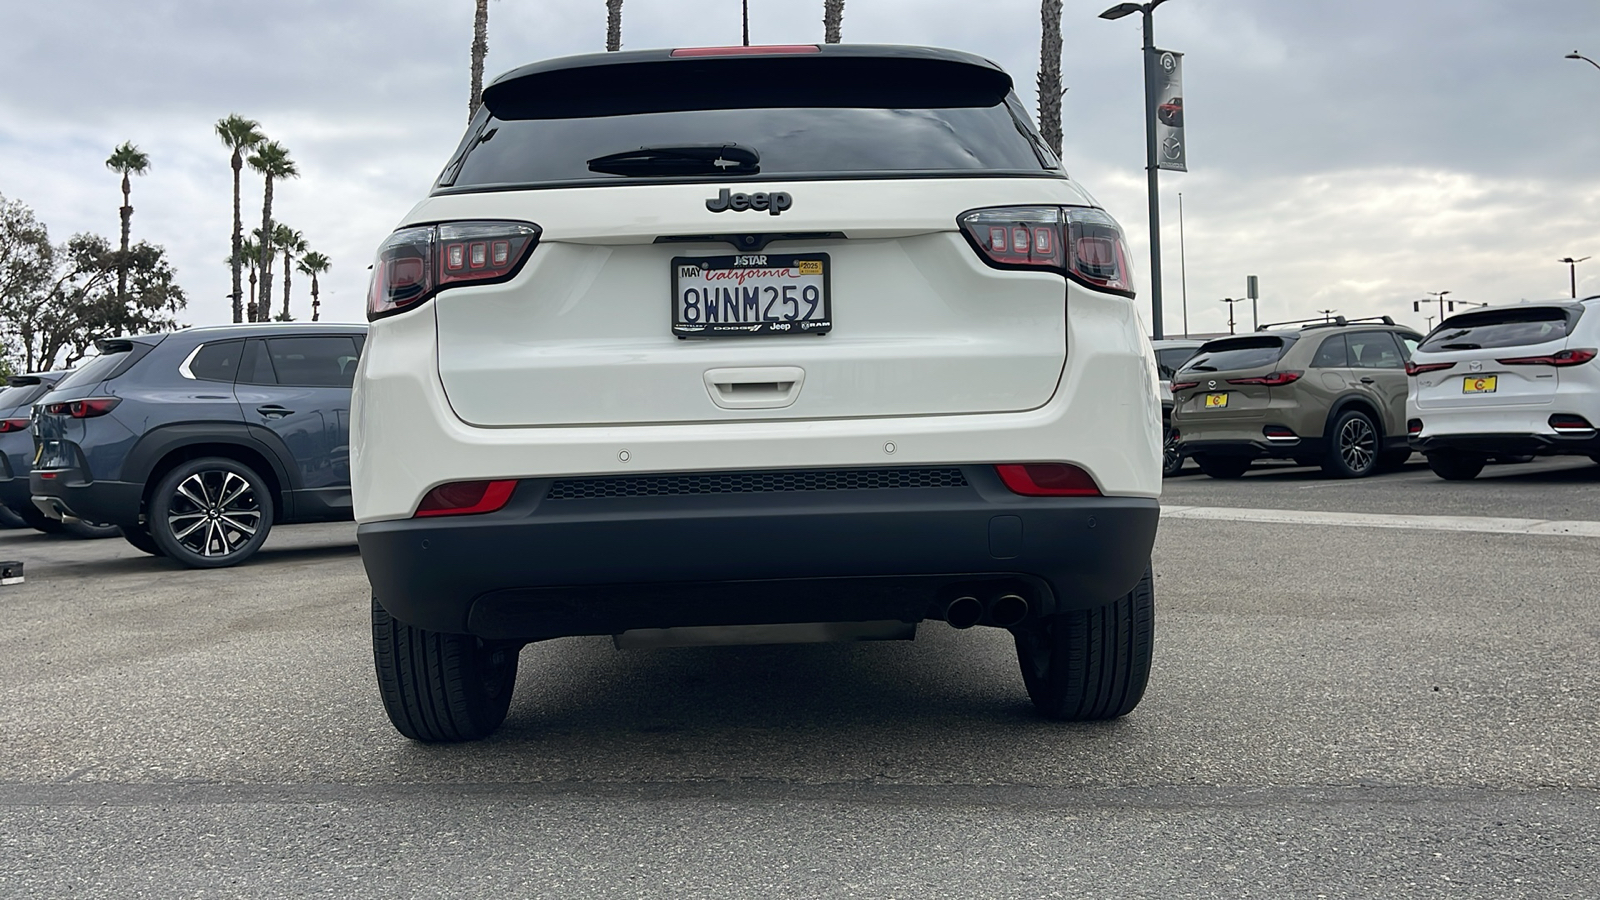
[1171,317,1423,478]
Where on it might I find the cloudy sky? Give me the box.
[2,0,1598,337]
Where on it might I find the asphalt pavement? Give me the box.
[2,459,1598,898]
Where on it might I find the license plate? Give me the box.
[1462,376,1497,394]
[672,254,832,337]
[1204,392,1229,408]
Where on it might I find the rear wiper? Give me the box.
[1439,342,1481,350]
[587,143,760,176]
[1186,364,1218,372]
[438,125,498,188]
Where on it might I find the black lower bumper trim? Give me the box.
[358,467,1160,639]
[1410,432,1600,455]
[1178,438,1330,461]
[28,473,143,527]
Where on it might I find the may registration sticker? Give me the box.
[671,254,832,337]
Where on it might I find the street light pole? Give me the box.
[1566,51,1600,73]
[1427,290,1451,321]
[1558,256,1590,298]
[1178,191,1188,338]
[1101,0,1173,339]
[1221,296,1244,334]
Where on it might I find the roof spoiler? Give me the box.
[94,338,136,354]
[1256,315,1394,332]
[5,375,42,387]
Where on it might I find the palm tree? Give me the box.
[1037,0,1064,157]
[246,141,298,322]
[469,0,491,119]
[273,224,306,321]
[297,251,331,322]
[234,236,262,322]
[105,141,151,306]
[824,0,844,43]
[215,115,266,323]
[606,0,623,51]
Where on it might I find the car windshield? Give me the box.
[1180,336,1294,373]
[1420,306,1581,351]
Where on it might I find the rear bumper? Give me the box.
[357,466,1160,639]
[28,470,142,527]
[1177,437,1327,460]
[1410,432,1600,455]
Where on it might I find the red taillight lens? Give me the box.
[367,221,540,321]
[1170,380,1199,391]
[414,480,519,518]
[670,45,821,57]
[45,398,120,419]
[1408,418,1423,435]
[1549,414,1596,433]
[0,417,29,433]
[1262,425,1298,440]
[1405,360,1456,376]
[958,206,1133,295]
[995,464,1101,497]
[1496,348,1598,367]
[1227,371,1302,386]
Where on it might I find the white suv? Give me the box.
[353,45,1162,742]
[1407,297,1600,479]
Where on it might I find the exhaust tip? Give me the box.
[989,594,1029,628]
[945,595,982,630]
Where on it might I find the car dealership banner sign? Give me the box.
[1151,49,1186,172]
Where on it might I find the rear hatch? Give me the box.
[412,46,1088,428]
[1173,334,1299,420]
[31,339,155,470]
[1412,304,1586,409]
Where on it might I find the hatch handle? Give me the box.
[704,367,805,410]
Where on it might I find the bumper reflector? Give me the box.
[995,464,1101,497]
[415,480,519,518]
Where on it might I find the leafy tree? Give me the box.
[1037,0,1064,157]
[297,250,331,322]
[0,195,186,371]
[246,141,297,322]
[824,0,844,43]
[606,0,623,51]
[105,141,151,306]
[273,224,305,321]
[216,115,266,323]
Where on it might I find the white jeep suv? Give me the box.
[354,44,1162,742]
[1407,297,1600,479]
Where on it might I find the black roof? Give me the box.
[482,44,1014,120]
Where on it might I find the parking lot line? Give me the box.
[1162,505,1600,538]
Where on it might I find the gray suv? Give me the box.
[30,323,365,567]
[1171,317,1421,478]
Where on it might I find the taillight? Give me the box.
[1496,348,1598,367]
[670,45,821,57]
[958,206,1134,295]
[414,480,518,518]
[1226,371,1302,386]
[367,221,540,320]
[1549,414,1596,434]
[0,418,29,433]
[44,398,120,419]
[994,463,1101,497]
[1170,380,1199,391]
[1405,360,1456,376]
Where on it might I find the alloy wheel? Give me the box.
[165,469,262,558]
[1339,416,1377,473]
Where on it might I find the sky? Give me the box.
[2,0,1598,338]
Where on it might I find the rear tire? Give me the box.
[16,504,65,535]
[1426,451,1486,481]
[149,457,274,568]
[1322,409,1380,478]
[1162,431,1185,477]
[0,505,25,529]
[60,519,121,540]
[1014,567,1154,721]
[372,595,520,742]
[1195,455,1251,479]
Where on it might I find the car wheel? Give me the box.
[1195,454,1251,479]
[0,505,26,529]
[1377,449,1412,471]
[1426,451,1486,481]
[1323,409,1380,478]
[1162,431,1185,477]
[148,457,274,568]
[60,519,121,540]
[1014,566,1154,721]
[121,524,165,556]
[371,595,521,742]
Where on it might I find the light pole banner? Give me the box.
[1151,48,1186,172]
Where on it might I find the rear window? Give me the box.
[1180,336,1295,373]
[443,53,1056,190]
[1420,306,1581,351]
[1155,347,1199,379]
[51,351,131,392]
[0,382,51,411]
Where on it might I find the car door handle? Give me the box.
[257,405,294,418]
[1359,377,1376,384]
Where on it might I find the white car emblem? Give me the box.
[1469,360,1483,372]
[1207,380,1217,389]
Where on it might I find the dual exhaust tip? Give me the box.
[945,593,1029,630]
